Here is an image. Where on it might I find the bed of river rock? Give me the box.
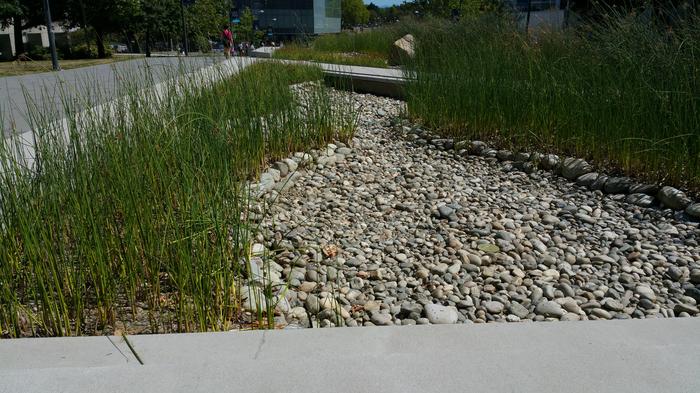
[245,92,700,328]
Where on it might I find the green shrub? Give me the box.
[25,45,50,60]
[68,44,99,59]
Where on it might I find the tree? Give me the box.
[366,2,381,23]
[233,7,254,43]
[341,0,370,28]
[185,0,228,52]
[63,0,142,58]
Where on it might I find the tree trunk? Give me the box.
[145,27,151,57]
[95,27,106,58]
[126,31,140,53]
[13,15,24,57]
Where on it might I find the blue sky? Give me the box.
[364,0,404,7]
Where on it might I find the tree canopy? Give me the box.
[342,0,370,28]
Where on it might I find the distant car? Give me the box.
[210,41,224,53]
[111,44,128,53]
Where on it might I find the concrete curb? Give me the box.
[2,318,699,392]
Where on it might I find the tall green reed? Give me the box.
[0,60,355,337]
[274,22,414,68]
[406,12,700,188]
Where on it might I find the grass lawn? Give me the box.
[0,56,140,77]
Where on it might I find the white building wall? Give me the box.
[0,22,68,57]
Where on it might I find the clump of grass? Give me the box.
[0,60,355,337]
[406,11,700,189]
[312,29,399,55]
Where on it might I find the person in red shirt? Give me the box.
[222,25,233,58]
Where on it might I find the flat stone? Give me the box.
[283,158,298,172]
[590,175,609,191]
[590,308,613,319]
[264,168,280,182]
[470,141,488,154]
[272,161,289,177]
[275,171,302,192]
[603,298,624,312]
[542,214,560,225]
[635,286,657,302]
[508,302,530,319]
[685,203,700,219]
[483,301,505,314]
[576,172,599,187]
[627,193,655,208]
[685,287,700,302]
[305,294,321,315]
[540,154,560,170]
[576,213,597,225]
[364,300,381,312]
[629,184,659,195]
[535,300,565,318]
[604,177,633,194]
[592,254,615,264]
[562,300,581,314]
[370,312,393,326]
[690,269,700,285]
[424,303,458,324]
[657,186,691,210]
[496,150,513,161]
[666,266,685,281]
[438,205,455,219]
[561,158,593,180]
[673,303,699,315]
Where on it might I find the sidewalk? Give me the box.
[0,56,228,137]
[1,57,406,139]
[1,318,698,392]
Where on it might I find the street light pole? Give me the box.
[42,0,60,71]
[525,0,533,35]
[179,0,189,56]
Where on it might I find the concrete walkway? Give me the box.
[1,318,698,392]
[1,57,405,139]
[1,56,228,137]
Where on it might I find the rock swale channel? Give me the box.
[247,92,700,328]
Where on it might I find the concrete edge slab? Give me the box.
[0,335,138,369]
[1,318,698,392]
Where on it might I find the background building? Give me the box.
[0,23,70,60]
[234,0,341,38]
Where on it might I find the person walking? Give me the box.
[222,25,233,58]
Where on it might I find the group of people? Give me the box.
[221,25,257,58]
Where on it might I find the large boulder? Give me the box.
[388,34,415,66]
[657,186,691,210]
[560,157,593,180]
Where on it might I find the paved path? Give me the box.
[317,62,405,81]
[1,318,698,392]
[0,57,405,139]
[0,56,226,137]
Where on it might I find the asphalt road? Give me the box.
[0,56,225,138]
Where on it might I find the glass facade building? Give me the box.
[234,0,340,36]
